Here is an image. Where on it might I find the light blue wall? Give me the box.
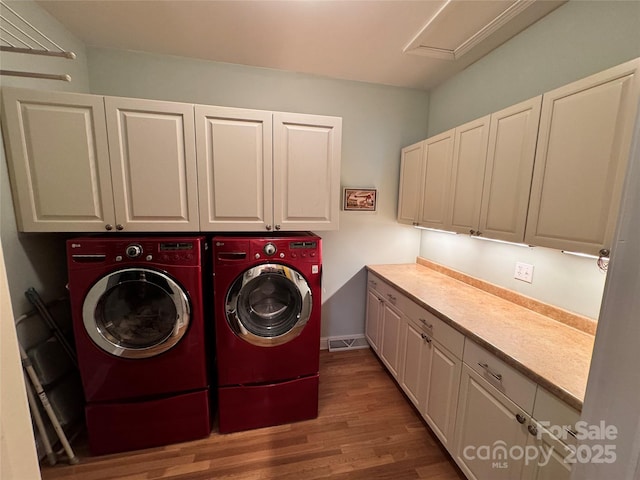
[428,0,640,136]
[419,0,640,320]
[87,47,429,338]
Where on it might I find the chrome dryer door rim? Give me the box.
[225,263,312,347]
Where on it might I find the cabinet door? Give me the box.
[423,340,461,450]
[453,365,529,480]
[400,321,431,409]
[195,106,273,231]
[525,58,640,255]
[397,141,425,225]
[521,422,573,480]
[365,289,383,353]
[445,116,491,234]
[379,303,403,379]
[105,97,199,231]
[273,113,342,231]
[419,129,455,229]
[479,96,542,243]
[1,88,114,232]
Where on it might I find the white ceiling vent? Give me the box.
[404,0,565,61]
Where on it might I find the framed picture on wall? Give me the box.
[343,188,377,211]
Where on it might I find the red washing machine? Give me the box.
[212,233,322,433]
[66,236,211,455]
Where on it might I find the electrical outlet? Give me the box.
[514,262,534,283]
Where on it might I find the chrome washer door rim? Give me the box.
[82,268,190,359]
[225,264,312,347]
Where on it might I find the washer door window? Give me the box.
[82,268,190,359]
[226,264,312,347]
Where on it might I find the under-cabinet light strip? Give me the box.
[470,235,531,248]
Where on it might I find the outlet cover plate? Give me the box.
[514,262,534,283]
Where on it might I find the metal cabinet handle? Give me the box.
[266,224,272,231]
[528,424,538,436]
[105,224,113,231]
[477,362,503,381]
[369,280,378,287]
[515,413,526,424]
[564,427,578,439]
[387,294,396,302]
[116,224,124,231]
[275,224,281,231]
[420,318,433,329]
[420,333,432,344]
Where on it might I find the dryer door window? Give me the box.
[82,268,190,359]
[226,264,312,347]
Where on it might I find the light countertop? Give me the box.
[366,261,595,411]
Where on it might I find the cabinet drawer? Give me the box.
[404,302,464,358]
[367,273,409,312]
[463,340,537,413]
[533,387,581,447]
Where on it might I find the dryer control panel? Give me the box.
[213,235,322,265]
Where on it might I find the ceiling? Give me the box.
[33,0,566,91]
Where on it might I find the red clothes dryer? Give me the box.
[212,234,322,433]
[66,236,211,455]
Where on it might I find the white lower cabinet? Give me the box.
[521,387,580,480]
[453,364,530,480]
[380,302,404,379]
[366,271,583,480]
[400,320,430,408]
[365,288,383,353]
[423,339,461,449]
[365,273,406,379]
[400,318,462,450]
[521,421,572,480]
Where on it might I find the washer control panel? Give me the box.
[67,237,203,267]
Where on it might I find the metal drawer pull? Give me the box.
[420,318,433,329]
[515,413,526,424]
[387,294,397,302]
[477,362,503,381]
[528,424,538,436]
[369,280,377,287]
[564,427,578,439]
[420,333,432,344]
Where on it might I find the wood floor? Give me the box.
[40,349,465,480]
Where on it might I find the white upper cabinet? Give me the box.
[420,129,456,229]
[397,140,425,226]
[525,58,640,255]
[195,106,273,231]
[195,109,341,232]
[397,130,455,230]
[273,112,342,231]
[479,96,542,243]
[444,115,491,234]
[1,88,115,232]
[105,97,199,231]
[2,87,342,233]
